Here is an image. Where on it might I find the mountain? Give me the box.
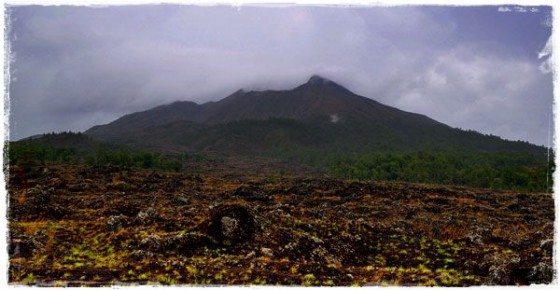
[85,75,546,155]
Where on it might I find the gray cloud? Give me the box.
[7,5,553,146]
[392,47,552,144]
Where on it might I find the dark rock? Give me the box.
[106,215,128,232]
[310,246,339,264]
[47,178,65,189]
[136,207,162,225]
[130,249,155,260]
[260,247,274,258]
[528,261,554,284]
[489,265,510,285]
[9,235,43,258]
[481,252,521,285]
[67,182,89,192]
[429,197,449,205]
[424,205,442,214]
[106,201,141,217]
[405,207,418,219]
[207,203,256,245]
[106,181,131,191]
[540,239,553,253]
[507,236,533,251]
[466,233,484,246]
[26,185,52,204]
[232,185,271,202]
[168,232,215,254]
[162,221,180,232]
[17,185,67,220]
[9,239,30,257]
[506,203,522,211]
[139,234,165,252]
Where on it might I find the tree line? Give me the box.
[6,139,183,172]
[5,132,554,193]
[266,148,554,193]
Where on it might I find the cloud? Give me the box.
[392,47,552,145]
[6,5,553,146]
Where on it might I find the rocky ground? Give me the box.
[7,164,555,286]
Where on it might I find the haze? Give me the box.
[6,4,553,146]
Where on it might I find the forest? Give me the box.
[6,132,554,193]
[7,133,184,173]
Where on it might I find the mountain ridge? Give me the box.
[84,75,546,155]
[86,75,448,136]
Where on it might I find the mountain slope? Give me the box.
[86,75,445,136]
[85,75,546,155]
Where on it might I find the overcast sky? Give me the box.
[5,4,553,146]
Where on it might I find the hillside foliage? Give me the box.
[5,132,553,193]
[6,132,183,173]
[266,148,554,193]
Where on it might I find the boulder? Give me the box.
[207,203,256,245]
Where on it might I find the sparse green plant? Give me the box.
[157,275,177,285]
[303,273,316,286]
[22,273,35,284]
[323,279,335,286]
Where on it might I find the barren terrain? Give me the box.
[7,164,554,286]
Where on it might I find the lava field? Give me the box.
[7,164,555,286]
